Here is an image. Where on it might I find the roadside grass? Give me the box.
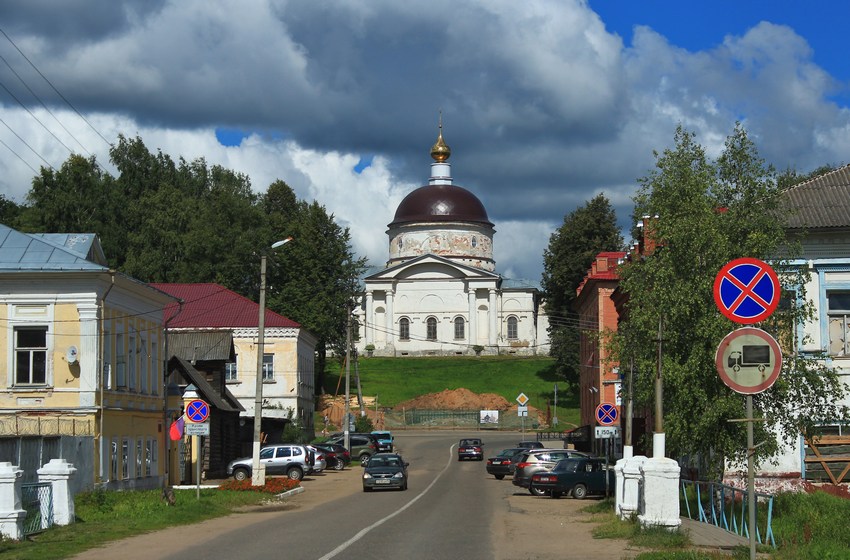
[323,356,581,426]
[0,487,277,560]
[589,489,850,559]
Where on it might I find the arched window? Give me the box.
[426,317,438,341]
[454,317,465,339]
[507,316,518,340]
[399,318,410,340]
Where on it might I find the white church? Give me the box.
[354,126,550,357]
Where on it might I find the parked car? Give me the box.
[305,445,327,473]
[530,457,615,499]
[458,438,484,461]
[312,442,351,470]
[371,430,394,452]
[226,444,315,482]
[512,449,592,495]
[324,433,379,463]
[362,453,409,492]
[517,440,545,449]
[486,447,525,479]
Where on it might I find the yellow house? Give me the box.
[0,225,175,491]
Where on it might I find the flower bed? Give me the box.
[217,477,300,494]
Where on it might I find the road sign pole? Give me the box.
[747,395,756,560]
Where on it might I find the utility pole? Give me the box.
[654,315,664,457]
[344,303,352,452]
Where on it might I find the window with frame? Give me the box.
[828,292,850,356]
[121,438,130,479]
[128,331,137,391]
[139,334,148,394]
[110,439,118,481]
[103,326,112,389]
[116,331,127,387]
[507,316,518,340]
[150,340,159,395]
[399,318,410,340]
[426,317,437,341]
[262,354,274,381]
[145,438,153,477]
[225,358,238,381]
[136,438,143,478]
[454,317,465,339]
[14,326,47,385]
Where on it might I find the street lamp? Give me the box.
[252,237,292,486]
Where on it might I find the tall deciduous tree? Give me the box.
[617,124,848,473]
[261,181,367,391]
[541,194,623,387]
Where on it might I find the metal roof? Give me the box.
[0,224,108,271]
[151,283,300,329]
[783,164,850,229]
[168,331,234,362]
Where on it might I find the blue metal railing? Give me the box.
[680,479,775,548]
[21,482,53,536]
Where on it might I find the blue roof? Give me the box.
[0,224,109,272]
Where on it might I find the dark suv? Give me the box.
[512,449,592,495]
[325,433,379,463]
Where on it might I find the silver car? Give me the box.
[227,444,315,481]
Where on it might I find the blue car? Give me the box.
[371,430,394,452]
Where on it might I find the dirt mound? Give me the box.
[395,387,511,410]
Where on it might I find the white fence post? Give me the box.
[0,462,27,540]
[37,459,77,526]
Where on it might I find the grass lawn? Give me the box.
[322,355,582,427]
[0,487,273,560]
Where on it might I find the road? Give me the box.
[73,431,637,560]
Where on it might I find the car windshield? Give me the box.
[461,440,480,446]
[369,456,401,468]
[498,448,521,457]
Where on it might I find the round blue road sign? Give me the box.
[595,402,619,426]
[713,258,779,324]
[186,399,210,423]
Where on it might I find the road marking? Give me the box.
[318,444,456,560]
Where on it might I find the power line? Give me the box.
[0,50,93,156]
[0,26,113,148]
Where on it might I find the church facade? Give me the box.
[354,127,549,357]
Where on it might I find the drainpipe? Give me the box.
[98,271,116,486]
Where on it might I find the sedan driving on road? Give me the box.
[458,438,484,461]
[362,453,409,491]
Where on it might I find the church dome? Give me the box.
[389,184,493,228]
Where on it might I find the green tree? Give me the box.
[0,194,22,226]
[261,182,367,392]
[617,124,848,473]
[541,194,623,387]
[18,154,125,263]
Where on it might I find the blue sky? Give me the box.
[592,1,850,89]
[1,0,849,283]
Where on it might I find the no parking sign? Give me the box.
[713,258,779,324]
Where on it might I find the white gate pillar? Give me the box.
[0,462,26,540]
[38,459,77,525]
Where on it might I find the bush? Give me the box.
[354,413,374,432]
[217,478,300,494]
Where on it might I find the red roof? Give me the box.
[150,283,300,329]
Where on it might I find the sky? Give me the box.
[1,0,849,285]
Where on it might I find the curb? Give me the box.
[278,485,305,498]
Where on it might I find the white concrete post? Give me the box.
[37,459,77,526]
[638,456,681,529]
[616,451,646,520]
[0,462,27,540]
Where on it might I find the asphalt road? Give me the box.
[73,431,638,560]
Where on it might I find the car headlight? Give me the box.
[392,472,404,478]
[363,473,372,479]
